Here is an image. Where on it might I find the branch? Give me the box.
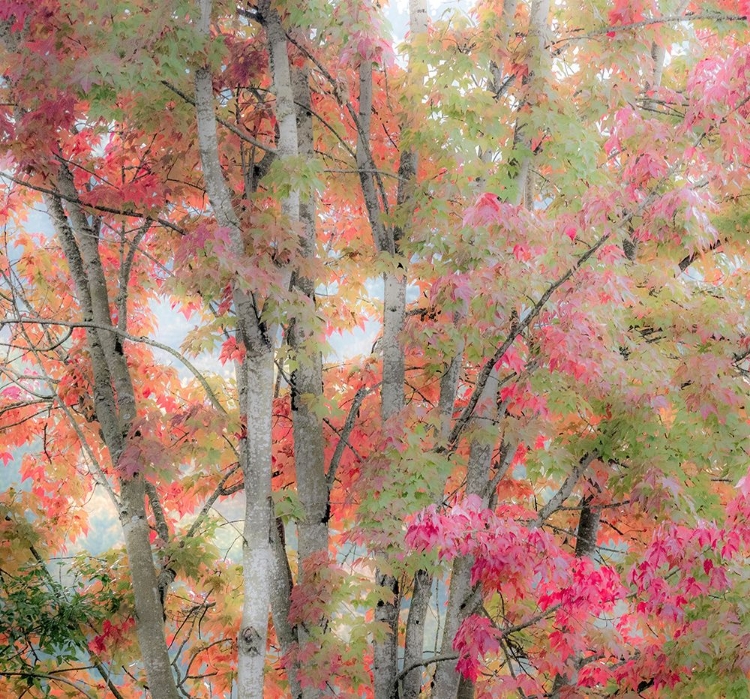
[283,31,391,221]
[5,307,120,507]
[117,221,151,333]
[678,237,723,272]
[0,172,186,236]
[535,453,595,525]
[444,224,618,450]
[552,12,747,47]
[3,317,227,414]
[499,603,562,636]
[536,453,596,527]
[395,654,460,685]
[326,384,373,487]
[146,481,170,544]
[323,417,365,464]
[0,671,96,699]
[162,80,276,154]
[184,463,241,541]
[484,442,518,501]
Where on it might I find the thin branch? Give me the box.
[283,31,391,217]
[0,172,186,236]
[323,417,365,463]
[184,463,242,541]
[117,221,151,332]
[7,311,120,507]
[499,603,562,636]
[395,654,460,685]
[444,222,619,450]
[552,12,747,47]
[0,671,97,699]
[535,453,596,525]
[161,80,276,154]
[3,317,227,414]
[484,443,518,501]
[326,384,374,487]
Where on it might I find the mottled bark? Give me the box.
[45,189,179,699]
[401,569,432,699]
[270,518,303,699]
[289,61,327,567]
[195,0,302,695]
[238,350,276,699]
[287,61,327,699]
[432,368,500,699]
[356,60,391,254]
[508,0,551,207]
[401,336,464,699]
[372,2,427,695]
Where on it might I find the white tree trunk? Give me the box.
[238,350,276,699]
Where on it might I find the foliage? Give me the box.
[0,0,748,697]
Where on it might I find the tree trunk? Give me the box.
[508,0,551,207]
[431,367,500,699]
[549,498,601,698]
[401,334,464,699]
[372,2,429,695]
[238,349,276,699]
[194,2,301,695]
[287,60,327,699]
[45,189,179,699]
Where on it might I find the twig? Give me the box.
[0,172,185,236]
[162,80,276,154]
[552,12,747,48]
[3,316,227,414]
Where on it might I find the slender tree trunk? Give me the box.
[401,569,432,699]
[238,350,276,699]
[285,60,328,699]
[371,2,429,696]
[194,1,300,695]
[270,516,303,699]
[45,189,179,699]
[289,62,328,575]
[401,334,464,699]
[431,3,550,695]
[432,368,500,699]
[508,0,551,207]
[549,499,601,697]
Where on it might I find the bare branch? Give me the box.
[553,12,747,48]
[162,80,276,154]
[0,172,186,236]
[3,316,227,414]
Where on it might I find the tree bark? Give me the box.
[238,350,276,699]
[508,0,551,207]
[45,188,179,699]
[194,1,301,695]
[371,2,429,696]
[401,334,464,699]
[431,368,501,699]
[549,498,601,698]
[286,60,327,699]
[289,62,328,574]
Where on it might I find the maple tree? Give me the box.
[0,0,749,698]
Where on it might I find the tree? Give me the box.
[0,0,749,698]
